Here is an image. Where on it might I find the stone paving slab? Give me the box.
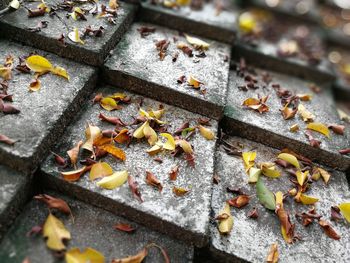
[0,0,9,10]
[0,165,32,240]
[234,9,334,83]
[210,135,350,262]
[0,40,97,174]
[0,192,194,262]
[223,64,350,171]
[103,22,231,120]
[40,86,218,247]
[139,0,237,44]
[0,1,137,66]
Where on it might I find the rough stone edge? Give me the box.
[333,80,350,102]
[232,43,335,84]
[0,5,137,66]
[101,68,224,120]
[138,4,235,44]
[38,169,209,247]
[0,72,98,175]
[221,115,350,172]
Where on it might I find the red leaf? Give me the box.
[0,99,20,114]
[34,194,72,215]
[227,195,250,208]
[0,134,15,145]
[247,207,259,218]
[99,113,126,126]
[319,219,341,240]
[128,175,143,202]
[328,124,345,135]
[51,152,67,167]
[339,148,350,155]
[169,165,179,181]
[114,223,136,233]
[145,171,163,192]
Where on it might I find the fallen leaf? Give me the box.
[43,213,71,251]
[160,133,175,150]
[100,97,121,111]
[34,194,71,215]
[82,124,102,152]
[109,0,119,9]
[128,175,143,202]
[248,167,261,183]
[29,78,41,92]
[247,207,259,218]
[66,247,104,263]
[98,144,126,161]
[317,167,331,184]
[169,165,179,181]
[261,163,281,178]
[277,153,300,169]
[26,55,52,73]
[89,162,113,181]
[307,122,330,138]
[143,122,158,146]
[68,28,85,45]
[296,170,308,186]
[61,166,88,182]
[114,129,131,144]
[67,141,83,168]
[145,171,163,192]
[328,124,345,135]
[256,178,276,210]
[297,93,312,101]
[242,151,256,172]
[319,220,340,240]
[176,139,193,154]
[217,203,233,235]
[114,223,136,233]
[112,247,147,263]
[51,66,69,80]
[173,186,189,196]
[280,105,297,120]
[242,96,269,114]
[96,170,128,189]
[238,11,257,33]
[298,104,314,122]
[337,108,350,123]
[188,75,202,89]
[305,130,321,148]
[146,144,162,155]
[299,193,319,205]
[339,203,350,223]
[133,121,148,139]
[185,34,210,50]
[331,206,343,222]
[289,124,299,132]
[198,125,215,140]
[0,134,15,145]
[0,99,20,114]
[339,148,350,155]
[228,195,250,208]
[266,243,279,263]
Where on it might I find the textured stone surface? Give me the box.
[0,1,137,66]
[103,22,231,120]
[40,86,218,247]
[0,165,32,240]
[139,0,237,44]
[0,0,9,10]
[0,40,97,174]
[210,135,350,263]
[223,66,350,171]
[0,192,194,262]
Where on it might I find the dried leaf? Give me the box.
[114,129,131,144]
[68,28,85,45]
[185,34,210,50]
[133,121,148,139]
[114,223,136,233]
[242,96,269,114]
[82,124,102,152]
[100,97,121,111]
[297,93,312,101]
[266,243,279,263]
[261,163,281,178]
[173,186,189,196]
[296,170,308,186]
[242,151,256,172]
[89,162,113,181]
[29,78,41,92]
[51,66,69,80]
[339,203,350,223]
[9,0,20,9]
[43,213,71,251]
[66,247,104,263]
[319,220,340,240]
[217,203,233,234]
[34,194,71,215]
[61,166,88,182]
[67,141,83,167]
[328,124,345,135]
[98,144,126,161]
[228,195,250,208]
[198,125,215,140]
[256,178,276,210]
[307,122,330,138]
[248,167,261,183]
[289,124,299,132]
[0,134,15,145]
[281,105,297,120]
[143,121,158,146]
[188,75,202,89]
[160,133,175,150]
[176,139,193,154]
[169,165,179,181]
[247,207,259,218]
[331,206,343,222]
[146,144,162,155]
[298,104,314,122]
[145,171,163,192]
[305,130,321,148]
[26,55,52,73]
[277,153,300,169]
[299,193,319,205]
[109,0,119,9]
[317,167,331,184]
[96,170,128,190]
[112,247,147,263]
[128,175,143,202]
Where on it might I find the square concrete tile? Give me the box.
[0,40,97,174]
[210,135,350,262]
[0,1,137,66]
[40,86,218,247]
[223,64,350,171]
[103,22,231,120]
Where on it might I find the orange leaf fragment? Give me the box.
[89,162,113,181]
[266,243,279,263]
[319,219,340,240]
[98,144,126,161]
[145,171,163,192]
[114,223,136,233]
[61,166,89,182]
[227,195,250,208]
[173,186,189,196]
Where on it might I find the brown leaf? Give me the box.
[169,165,179,181]
[305,130,321,148]
[99,113,126,126]
[114,223,136,233]
[331,206,343,222]
[295,207,321,226]
[0,99,20,114]
[112,247,147,263]
[247,207,258,218]
[173,186,189,196]
[67,141,83,168]
[319,219,340,240]
[34,194,72,215]
[266,243,278,263]
[51,152,67,167]
[137,26,156,37]
[280,106,297,120]
[227,195,250,208]
[339,148,350,155]
[328,124,345,135]
[145,171,163,192]
[0,134,15,145]
[128,175,143,202]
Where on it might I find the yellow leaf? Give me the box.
[297,93,312,101]
[89,162,113,181]
[98,144,126,161]
[317,167,331,184]
[217,203,233,234]
[100,97,120,111]
[296,170,308,186]
[0,67,12,80]
[149,108,165,120]
[290,124,299,132]
[248,167,261,183]
[133,121,148,139]
[176,139,193,154]
[339,203,350,223]
[43,213,71,251]
[68,28,85,45]
[51,66,69,80]
[242,151,256,172]
[29,78,41,92]
[275,191,283,208]
[277,153,300,169]
[114,129,130,144]
[26,55,53,73]
[97,170,128,190]
[261,163,281,178]
[281,224,292,244]
[337,108,350,123]
[139,108,150,118]
[198,125,215,140]
[266,243,279,263]
[185,34,210,50]
[307,122,330,138]
[188,75,202,88]
[239,11,257,33]
[298,104,315,122]
[9,0,20,9]
[82,124,102,152]
[109,0,118,9]
[143,121,158,146]
[176,0,190,5]
[66,247,104,263]
[146,144,163,155]
[299,193,319,205]
[160,133,175,150]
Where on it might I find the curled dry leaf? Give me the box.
[261,163,281,178]
[339,148,350,155]
[295,207,321,226]
[29,78,41,92]
[98,144,126,161]
[0,99,20,114]
[89,162,113,181]
[185,34,210,50]
[297,93,312,101]
[68,28,85,45]
[34,194,72,215]
[160,133,175,150]
[143,122,158,146]
[114,223,136,233]
[298,193,319,205]
[43,213,71,251]
[317,167,331,184]
[0,134,15,145]
[328,124,345,135]
[296,170,308,186]
[339,203,350,223]
[145,171,163,192]
[305,130,321,148]
[277,153,300,169]
[198,125,215,140]
[114,129,131,144]
[228,195,250,208]
[280,105,297,120]
[128,175,143,202]
[266,243,279,263]
[9,0,20,9]
[242,151,256,172]
[82,124,102,152]
[289,124,299,132]
[242,96,269,114]
[96,170,128,190]
[52,152,66,166]
[100,97,122,111]
[298,104,314,122]
[26,55,69,80]
[247,207,259,218]
[176,139,193,154]
[173,186,189,196]
[217,203,233,235]
[109,0,119,9]
[61,166,88,182]
[275,191,296,244]
[248,167,261,183]
[169,165,179,181]
[307,122,330,138]
[67,140,83,167]
[188,75,203,89]
[319,219,340,240]
[331,206,343,222]
[65,247,104,263]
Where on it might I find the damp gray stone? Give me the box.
[102,22,231,120]
[0,192,194,263]
[223,67,350,171]
[0,40,97,174]
[210,135,350,263]
[0,1,137,66]
[0,165,32,239]
[40,86,218,247]
[139,0,237,44]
